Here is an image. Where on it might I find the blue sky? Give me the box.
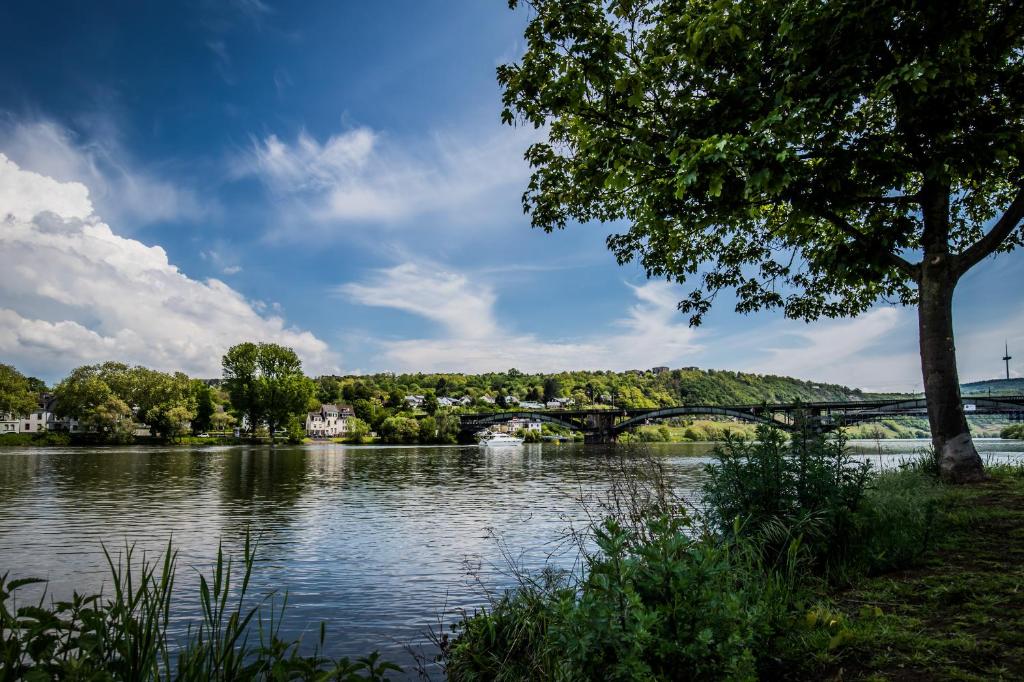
[0,0,1020,390]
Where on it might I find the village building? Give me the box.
[305,404,355,438]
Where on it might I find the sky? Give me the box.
[0,0,1021,391]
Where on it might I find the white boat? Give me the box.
[477,430,524,447]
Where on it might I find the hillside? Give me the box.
[962,378,1024,396]
[323,367,900,410]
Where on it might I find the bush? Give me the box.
[0,431,72,446]
[702,426,871,574]
[445,516,793,681]
[0,535,400,680]
[1001,424,1024,439]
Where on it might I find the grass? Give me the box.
[0,533,401,680]
[778,464,1024,680]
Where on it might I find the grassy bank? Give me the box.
[781,464,1024,680]
[441,429,1024,680]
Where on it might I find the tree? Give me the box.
[211,410,237,433]
[223,342,315,441]
[315,376,341,404]
[500,0,1024,482]
[543,377,563,402]
[24,377,47,394]
[380,415,420,444]
[53,369,133,440]
[192,381,215,434]
[423,391,440,416]
[222,343,262,434]
[0,364,38,418]
[346,417,371,443]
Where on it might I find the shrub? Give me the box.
[702,426,871,574]
[1001,424,1024,439]
[0,431,72,446]
[445,516,794,681]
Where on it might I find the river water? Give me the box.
[2,439,1022,671]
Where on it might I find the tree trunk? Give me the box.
[918,261,985,482]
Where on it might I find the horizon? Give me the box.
[1,1,1021,392]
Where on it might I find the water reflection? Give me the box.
[1,439,1021,670]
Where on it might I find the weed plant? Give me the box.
[0,534,400,681]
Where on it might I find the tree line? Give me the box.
[2,346,900,444]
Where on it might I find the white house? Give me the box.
[404,395,425,408]
[437,397,460,408]
[504,395,520,405]
[508,417,542,433]
[306,404,355,438]
[479,395,495,405]
[520,401,545,410]
[546,397,574,409]
[458,396,473,406]
[2,394,81,434]
[1,413,18,434]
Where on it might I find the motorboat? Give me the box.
[477,430,524,447]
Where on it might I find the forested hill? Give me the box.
[962,378,1024,396]
[321,368,896,409]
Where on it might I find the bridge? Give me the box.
[458,396,1024,443]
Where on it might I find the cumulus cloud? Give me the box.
[234,125,532,229]
[0,153,337,380]
[743,308,922,392]
[335,263,703,373]
[0,118,208,230]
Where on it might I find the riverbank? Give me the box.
[782,465,1024,680]
[441,437,1024,680]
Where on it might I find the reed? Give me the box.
[0,533,400,681]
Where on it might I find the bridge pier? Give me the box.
[584,430,617,444]
[584,411,620,444]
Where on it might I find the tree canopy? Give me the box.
[222,342,315,438]
[0,364,39,418]
[499,0,1024,481]
[52,362,196,440]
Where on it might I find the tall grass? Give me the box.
[0,534,400,681]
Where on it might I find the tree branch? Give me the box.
[817,208,919,278]
[956,185,1024,275]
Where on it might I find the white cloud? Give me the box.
[336,263,702,372]
[235,125,531,229]
[199,246,243,276]
[0,118,207,230]
[0,153,337,380]
[742,308,922,392]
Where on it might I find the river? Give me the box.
[2,439,1022,672]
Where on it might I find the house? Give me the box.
[508,417,542,433]
[546,397,574,409]
[504,395,520,405]
[306,404,354,438]
[520,401,545,410]
[458,396,473,406]
[1,413,18,434]
[437,397,460,408]
[2,394,83,435]
[404,395,425,408]
[479,395,495,405]
[652,366,670,374]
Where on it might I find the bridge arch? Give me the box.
[613,406,788,433]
